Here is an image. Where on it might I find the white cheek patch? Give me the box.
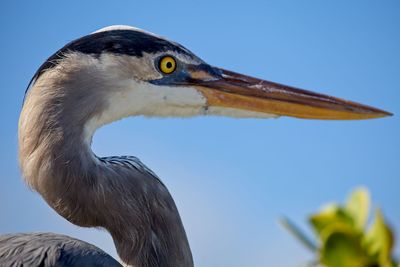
[136,83,208,117]
[85,80,207,136]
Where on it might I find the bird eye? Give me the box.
[158,56,176,74]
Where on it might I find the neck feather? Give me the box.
[19,65,193,267]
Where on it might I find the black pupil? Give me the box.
[166,61,173,69]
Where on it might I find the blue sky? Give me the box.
[0,1,399,266]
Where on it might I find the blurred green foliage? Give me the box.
[281,188,398,267]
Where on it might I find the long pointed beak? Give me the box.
[187,67,392,120]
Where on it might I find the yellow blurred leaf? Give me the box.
[310,204,354,238]
[345,187,370,231]
[364,208,394,266]
[320,226,372,267]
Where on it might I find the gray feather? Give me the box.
[0,232,121,267]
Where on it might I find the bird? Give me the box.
[0,25,391,267]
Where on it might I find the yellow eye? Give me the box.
[159,56,176,74]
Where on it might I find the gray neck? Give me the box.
[18,66,193,267]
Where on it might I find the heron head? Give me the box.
[27,25,391,129]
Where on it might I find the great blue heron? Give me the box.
[0,25,391,267]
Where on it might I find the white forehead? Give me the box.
[93,25,203,65]
[93,25,158,37]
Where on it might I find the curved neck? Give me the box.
[19,68,193,267]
